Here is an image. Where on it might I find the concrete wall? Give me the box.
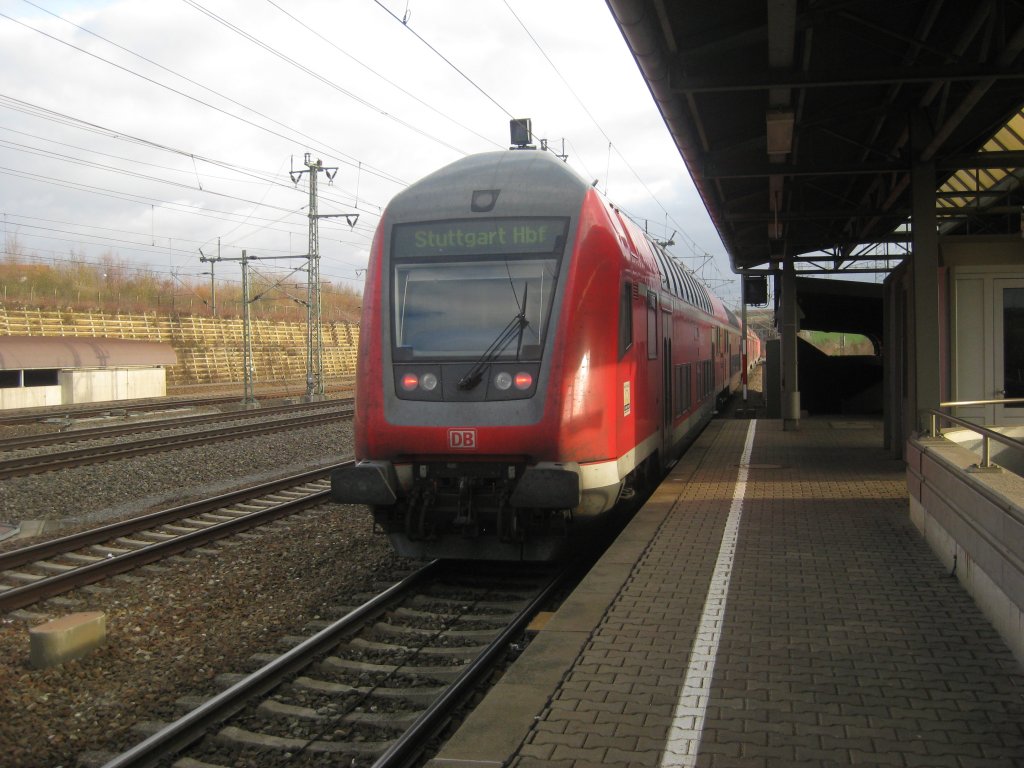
[0,384,62,410]
[0,368,167,410]
[60,368,167,404]
[906,436,1024,666]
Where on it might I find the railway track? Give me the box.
[0,405,353,480]
[0,384,353,427]
[98,559,575,768]
[0,399,352,452]
[0,463,351,613]
[0,395,264,428]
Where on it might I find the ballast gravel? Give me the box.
[0,399,407,768]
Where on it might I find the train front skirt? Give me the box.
[332,459,626,561]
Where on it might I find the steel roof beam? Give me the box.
[671,66,1024,93]
[705,150,1024,178]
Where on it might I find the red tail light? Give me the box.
[514,372,533,390]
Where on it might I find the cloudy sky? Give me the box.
[0,0,740,305]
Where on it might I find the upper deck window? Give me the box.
[391,217,567,360]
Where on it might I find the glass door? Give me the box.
[994,279,1024,425]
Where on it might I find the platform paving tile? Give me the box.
[582,732,637,751]
[515,744,556,762]
[533,719,569,736]
[550,745,610,762]
[606,746,663,764]
[509,419,1024,767]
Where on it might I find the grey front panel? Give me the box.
[378,151,591,427]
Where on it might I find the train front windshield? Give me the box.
[391,218,567,360]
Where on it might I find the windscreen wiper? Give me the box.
[458,285,529,391]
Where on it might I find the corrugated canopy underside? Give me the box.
[0,337,177,371]
[606,0,1024,273]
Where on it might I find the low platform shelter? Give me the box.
[0,336,177,409]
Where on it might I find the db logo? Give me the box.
[448,428,477,449]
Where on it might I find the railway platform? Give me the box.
[428,416,1024,767]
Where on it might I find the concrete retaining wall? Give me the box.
[906,436,1024,666]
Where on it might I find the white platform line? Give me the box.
[661,420,757,767]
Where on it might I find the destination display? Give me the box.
[393,217,568,257]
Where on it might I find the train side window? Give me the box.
[677,362,691,415]
[647,292,658,359]
[684,363,692,410]
[619,281,633,357]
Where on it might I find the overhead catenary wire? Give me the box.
[2,3,444,288]
[371,0,517,121]
[0,1,437,273]
[0,160,377,238]
[0,94,383,238]
[0,166,377,260]
[1,1,733,302]
[0,125,276,187]
[501,0,723,285]
[3,5,408,187]
[0,95,386,224]
[263,0,504,151]
[2,2,532,277]
[180,0,468,156]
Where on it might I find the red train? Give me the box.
[332,148,755,560]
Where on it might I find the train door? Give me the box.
[661,303,673,459]
[994,278,1024,426]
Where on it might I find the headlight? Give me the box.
[494,371,513,390]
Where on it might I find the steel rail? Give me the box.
[0,384,352,427]
[0,461,353,612]
[0,407,352,479]
[0,396,249,427]
[0,399,350,452]
[0,463,350,571]
[99,560,444,768]
[371,564,571,768]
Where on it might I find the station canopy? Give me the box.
[0,337,177,371]
[606,0,1024,275]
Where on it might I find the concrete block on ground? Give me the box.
[29,611,107,669]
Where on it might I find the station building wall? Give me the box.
[0,367,168,410]
[899,235,1024,665]
[0,382,61,410]
[62,368,167,404]
[944,238,1024,428]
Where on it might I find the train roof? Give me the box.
[644,239,715,317]
[387,150,591,223]
[387,149,735,326]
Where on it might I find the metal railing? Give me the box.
[937,397,1024,409]
[929,397,1024,469]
